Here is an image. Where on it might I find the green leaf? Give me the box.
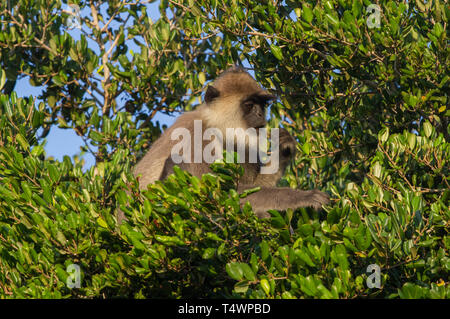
[160,22,170,42]
[270,44,283,60]
[239,263,256,281]
[52,75,64,87]
[47,95,57,108]
[299,276,318,296]
[378,127,389,143]
[326,13,339,26]
[234,281,249,293]
[16,134,29,150]
[155,235,185,246]
[239,186,261,198]
[423,121,432,138]
[260,240,269,260]
[202,248,216,259]
[198,72,206,85]
[0,68,6,91]
[398,283,424,299]
[296,249,315,267]
[301,142,311,155]
[260,278,270,296]
[21,181,32,201]
[48,164,60,183]
[89,130,103,142]
[317,284,334,299]
[302,4,314,23]
[263,21,274,33]
[97,217,108,228]
[226,262,243,281]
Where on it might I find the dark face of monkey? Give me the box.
[241,93,273,129]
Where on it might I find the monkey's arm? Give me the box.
[252,127,297,187]
[239,128,329,218]
[238,185,330,218]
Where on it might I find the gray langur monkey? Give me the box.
[118,67,329,223]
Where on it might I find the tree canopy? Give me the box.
[0,0,448,298]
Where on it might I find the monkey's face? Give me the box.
[241,94,272,129]
[202,68,275,132]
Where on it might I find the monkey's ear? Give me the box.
[204,86,220,104]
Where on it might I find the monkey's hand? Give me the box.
[293,189,330,210]
[239,186,330,218]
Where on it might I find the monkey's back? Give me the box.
[133,110,201,188]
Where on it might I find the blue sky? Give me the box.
[14,1,176,169]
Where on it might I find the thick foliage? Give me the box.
[0,0,448,298]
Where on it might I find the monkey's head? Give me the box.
[201,67,276,132]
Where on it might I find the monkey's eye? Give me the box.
[242,101,254,114]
